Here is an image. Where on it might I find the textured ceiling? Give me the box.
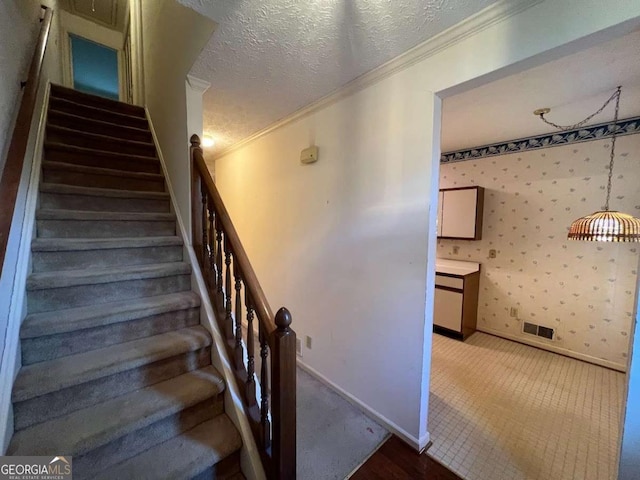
[441,28,640,152]
[178,0,499,152]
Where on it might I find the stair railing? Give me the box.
[0,6,53,272]
[190,135,296,480]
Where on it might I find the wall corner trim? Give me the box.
[212,0,544,161]
[186,74,211,94]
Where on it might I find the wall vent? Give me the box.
[523,322,555,340]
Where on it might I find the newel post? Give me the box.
[271,307,296,480]
[190,134,202,260]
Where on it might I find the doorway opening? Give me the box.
[70,34,120,101]
[425,27,640,480]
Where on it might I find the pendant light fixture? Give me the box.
[534,86,640,242]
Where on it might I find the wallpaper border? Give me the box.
[441,116,640,164]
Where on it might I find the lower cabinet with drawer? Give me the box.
[433,265,480,341]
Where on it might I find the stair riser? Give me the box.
[37,219,175,238]
[40,192,170,213]
[48,111,153,143]
[13,346,212,430]
[74,397,223,478]
[27,274,191,313]
[191,452,242,480]
[22,307,200,364]
[45,148,161,174]
[51,89,146,117]
[42,168,165,192]
[47,129,156,157]
[50,98,148,128]
[32,245,183,272]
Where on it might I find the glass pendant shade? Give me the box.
[567,210,640,242]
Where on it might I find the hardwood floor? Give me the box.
[350,436,462,480]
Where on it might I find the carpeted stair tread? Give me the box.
[48,97,149,129]
[21,291,200,338]
[12,326,212,402]
[39,183,170,200]
[92,414,242,480]
[36,208,174,222]
[48,110,152,140]
[31,236,181,252]
[42,161,164,180]
[47,124,156,151]
[44,142,158,164]
[51,84,146,117]
[8,366,225,456]
[27,261,190,291]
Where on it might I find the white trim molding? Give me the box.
[297,360,431,452]
[479,327,627,372]
[213,0,544,161]
[0,83,51,454]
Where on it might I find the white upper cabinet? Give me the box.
[438,186,484,240]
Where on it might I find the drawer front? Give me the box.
[435,274,464,290]
[434,288,463,331]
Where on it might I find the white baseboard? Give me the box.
[145,111,265,480]
[0,82,50,454]
[297,360,429,452]
[478,327,627,372]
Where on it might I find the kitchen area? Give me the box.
[426,29,639,480]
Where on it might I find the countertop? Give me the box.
[435,258,480,276]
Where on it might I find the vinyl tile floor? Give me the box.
[427,332,625,480]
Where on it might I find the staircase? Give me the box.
[7,85,243,479]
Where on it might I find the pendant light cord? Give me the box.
[604,86,622,211]
[537,86,622,211]
[538,87,621,131]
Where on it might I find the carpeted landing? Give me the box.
[296,367,389,479]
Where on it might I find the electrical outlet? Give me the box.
[452,246,460,255]
[305,335,312,349]
[296,338,302,357]
[510,307,518,318]
[489,249,497,259]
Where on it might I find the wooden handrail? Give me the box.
[0,6,53,271]
[190,135,296,479]
[192,144,277,335]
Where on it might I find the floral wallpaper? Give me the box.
[438,134,640,370]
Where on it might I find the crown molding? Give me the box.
[213,0,544,161]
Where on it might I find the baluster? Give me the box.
[245,293,257,406]
[208,203,215,288]
[259,320,270,449]
[224,237,234,344]
[200,186,208,272]
[233,263,244,371]
[215,216,223,309]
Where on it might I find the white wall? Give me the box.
[619,257,640,478]
[438,134,640,371]
[140,0,215,242]
[212,0,640,448]
[0,0,36,175]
